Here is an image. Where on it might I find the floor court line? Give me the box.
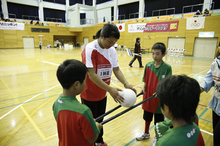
[0,84,60,120]
[0,88,61,102]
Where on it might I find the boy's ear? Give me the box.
[73,81,80,88]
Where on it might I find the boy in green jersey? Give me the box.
[136,42,172,140]
[154,75,204,146]
[53,59,102,146]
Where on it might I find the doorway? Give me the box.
[23,37,35,49]
[83,37,89,45]
[167,37,185,49]
[193,38,218,58]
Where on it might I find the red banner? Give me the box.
[143,21,179,32]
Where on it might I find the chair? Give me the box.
[126,48,133,57]
[167,48,171,55]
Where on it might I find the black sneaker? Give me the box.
[140,66,144,68]
[129,64,132,67]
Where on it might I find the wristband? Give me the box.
[123,82,128,86]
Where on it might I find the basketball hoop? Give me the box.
[39,35,44,38]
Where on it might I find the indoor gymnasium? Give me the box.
[0,0,220,145]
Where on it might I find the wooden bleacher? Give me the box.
[182,13,195,18]
[160,15,174,20]
[137,18,146,22]
[150,15,174,22]
[23,20,42,25]
[95,22,108,26]
[47,22,64,27]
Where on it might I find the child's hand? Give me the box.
[95,121,103,130]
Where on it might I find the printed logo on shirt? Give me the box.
[97,64,112,79]
[58,99,64,104]
[161,75,165,79]
[186,128,196,138]
[147,64,151,67]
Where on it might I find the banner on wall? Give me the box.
[128,21,179,33]
[0,22,25,30]
[116,23,125,32]
[186,17,205,30]
[144,21,179,32]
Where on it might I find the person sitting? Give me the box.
[195,10,201,15]
[35,21,40,25]
[204,9,210,16]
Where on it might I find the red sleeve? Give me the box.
[79,114,96,140]
[196,132,204,146]
[195,117,198,126]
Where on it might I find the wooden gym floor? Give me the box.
[0,47,214,146]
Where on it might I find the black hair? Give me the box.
[100,23,120,39]
[152,42,166,55]
[136,37,140,42]
[56,59,88,89]
[156,75,200,124]
[95,29,102,39]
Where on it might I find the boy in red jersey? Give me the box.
[154,75,204,146]
[136,42,172,140]
[53,59,102,146]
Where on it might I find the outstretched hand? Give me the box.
[124,83,137,94]
[108,87,124,103]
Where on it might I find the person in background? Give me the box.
[39,40,42,50]
[129,37,144,68]
[56,39,60,48]
[61,39,64,48]
[204,9,210,16]
[196,10,201,15]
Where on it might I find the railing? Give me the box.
[182,2,215,14]
[22,15,39,20]
[80,18,94,25]
[129,12,139,19]
[46,17,62,22]
[182,3,203,14]
[129,12,147,19]
[111,14,125,21]
[144,12,147,17]
[152,8,175,16]
[98,17,108,23]
[118,14,125,20]
[1,13,16,19]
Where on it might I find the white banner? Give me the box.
[186,17,205,30]
[0,22,25,30]
[128,23,146,33]
[116,23,125,32]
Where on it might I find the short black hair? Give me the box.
[152,42,166,55]
[156,75,200,124]
[136,37,140,42]
[56,59,88,89]
[101,23,120,39]
[95,29,102,39]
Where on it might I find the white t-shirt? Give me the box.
[81,40,119,101]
